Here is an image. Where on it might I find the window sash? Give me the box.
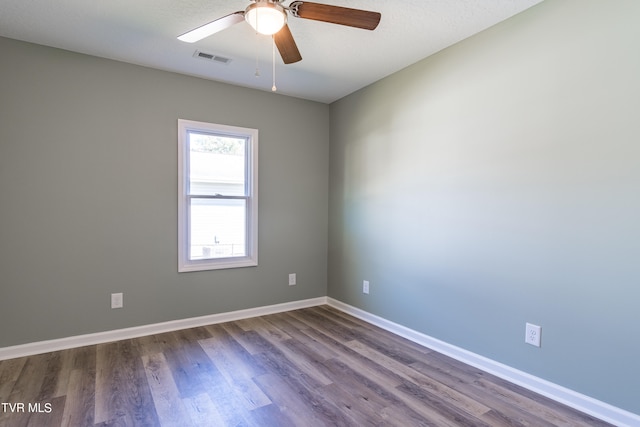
[186,130,249,197]
[186,195,249,261]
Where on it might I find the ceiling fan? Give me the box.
[178,0,381,64]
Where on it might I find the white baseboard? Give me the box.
[0,297,327,361]
[326,297,639,427]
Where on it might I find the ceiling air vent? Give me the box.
[193,50,232,65]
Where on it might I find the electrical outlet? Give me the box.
[525,323,541,347]
[288,273,297,286]
[363,280,369,294]
[111,293,123,309]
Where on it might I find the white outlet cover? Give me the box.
[111,292,123,309]
[525,323,541,347]
[288,273,296,286]
[363,280,370,294]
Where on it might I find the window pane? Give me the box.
[189,198,246,260]
[188,131,246,196]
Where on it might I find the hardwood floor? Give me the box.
[0,305,612,426]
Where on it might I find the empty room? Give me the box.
[1,1,638,426]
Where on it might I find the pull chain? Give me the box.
[272,35,277,92]
[254,34,260,77]
[254,11,260,77]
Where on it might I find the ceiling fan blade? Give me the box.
[290,1,381,30]
[274,24,302,64]
[178,11,245,43]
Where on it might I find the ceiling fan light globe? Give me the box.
[245,3,286,36]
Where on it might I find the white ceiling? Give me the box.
[0,0,542,103]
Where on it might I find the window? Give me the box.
[178,119,258,272]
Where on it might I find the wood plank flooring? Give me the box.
[0,305,612,426]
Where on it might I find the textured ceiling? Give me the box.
[0,0,542,103]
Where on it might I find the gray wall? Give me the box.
[328,0,640,415]
[0,37,329,347]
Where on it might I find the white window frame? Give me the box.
[178,119,258,272]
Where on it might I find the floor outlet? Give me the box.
[289,273,297,286]
[525,323,541,347]
[363,280,369,294]
[111,293,123,309]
